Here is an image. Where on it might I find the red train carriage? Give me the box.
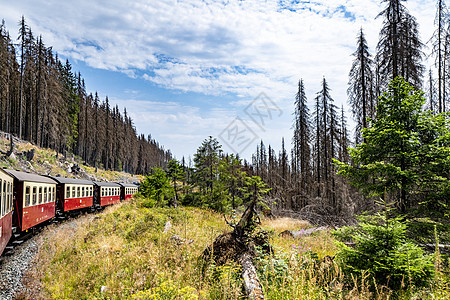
[118,183,139,201]
[6,170,57,232]
[0,169,14,256]
[93,181,121,207]
[47,176,94,213]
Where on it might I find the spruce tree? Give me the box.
[348,28,375,144]
[292,79,311,190]
[376,0,424,89]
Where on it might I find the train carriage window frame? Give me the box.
[25,185,31,207]
[71,186,76,198]
[66,185,70,199]
[82,186,85,197]
[2,180,6,216]
[32,186,37,205]
[39,186,43,204]
[44,187,47,203]
[0,179,3,217]
[8,182,12,212]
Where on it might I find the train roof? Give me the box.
[5,169,57,184]
[0,168,13,178]
[46,176,94,185]
[93,181,121,187]
[117,182,139,188]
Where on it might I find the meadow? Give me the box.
[19,196,450,300]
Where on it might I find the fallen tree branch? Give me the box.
[201,199,267,299]
[279,226,331,239]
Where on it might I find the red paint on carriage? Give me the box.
[63,196,93,211]
[124,194,133,201]
[21,201,55,231]
[0,211,12,256]
[100,195,121,206]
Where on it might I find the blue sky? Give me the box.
[2,0,437,160]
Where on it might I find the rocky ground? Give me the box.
[0,215,93,300]
[0,237,39,300]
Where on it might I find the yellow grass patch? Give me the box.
[261,217,310,233]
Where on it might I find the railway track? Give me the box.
[0,212,95,299]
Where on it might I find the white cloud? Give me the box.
[2,0,438,159]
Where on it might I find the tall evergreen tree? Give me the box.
[292,79,311,188]
[376,0,424,89]
[430,0,448,113]
[348,28,375,144]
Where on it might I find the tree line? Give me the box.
[140,136,270,213]
[0,17,171,174]
[244,0,449,219]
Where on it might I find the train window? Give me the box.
[25,186,30,207]
[43,187,47,203]
[39,187,43,204]
[8,182,12,212]
[90,187,92,197]
[32,186,37,205]
[6,182,12,212]
[66,186,70,199]
[52,187,56,202]
[0,180,3,217]
[76,186,80,198]
[0,179,3,216]
[2,180,6,215]
[72,186,76,198]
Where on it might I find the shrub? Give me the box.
[334,212,434,290]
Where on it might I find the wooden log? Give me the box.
[202,199,266,299]
[238,252,264,300]
[418,244,450,254]
[279,226,330,239]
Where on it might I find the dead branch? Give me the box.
[279,226,331,239]
[0,134,15,157]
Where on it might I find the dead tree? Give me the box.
[202,199,269,299]
[1,134,15,157]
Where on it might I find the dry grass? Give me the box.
[21,201,450,299]
[261,217,310,233]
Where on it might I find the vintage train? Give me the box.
[0,169,139,256]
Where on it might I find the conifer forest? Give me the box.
[0,17,172,175]
[1,0,450,299]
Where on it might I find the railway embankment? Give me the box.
[0,132,141,184]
